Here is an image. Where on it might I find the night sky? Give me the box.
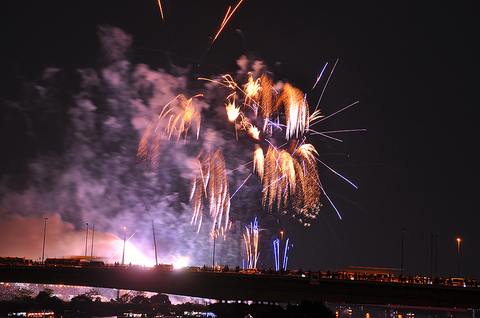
[1,1,478,279]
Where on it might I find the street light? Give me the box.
[434,235,438,278]
[401,229,404,277]
[42,218,48,265]
[280,231,284,270]
[122,226,126,265]
[91,224,95,257]
[430,234,433,277]
[212,222,218,271]
[457,238,461,277]
[84,223,89,257]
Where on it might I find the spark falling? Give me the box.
[212,0,245,44]
[197,0,245,67]
[156,0,164,23]
[140,57,362,234]
[137,94,203,169]
[190,149,231,235]
[243,217,259,269]
[202,71,325,223]
[273,236,292,271]
[0,6,366,269]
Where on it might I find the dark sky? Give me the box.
[1,0,479,279]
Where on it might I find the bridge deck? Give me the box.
[1,266,479,308]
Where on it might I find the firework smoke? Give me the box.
[0,25,241,267]
[1,20,359,270]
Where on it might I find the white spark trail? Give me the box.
[312,62,328,90]
[306,170,342,220]
[315,58,339,112]
[311,101,360,126]
[315,157,358,189]
[311,128,367,134]
[262,174,287,192]
[230,173,253,200]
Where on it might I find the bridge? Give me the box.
[1,266,479,308]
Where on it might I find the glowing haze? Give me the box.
[0,26,229,267]
[0,24,356,269]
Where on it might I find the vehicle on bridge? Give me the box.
[243,268,259,274]
[155,263,174,271]
[0,256,33,266]
[45,257,104,268]
[451,277,466,287]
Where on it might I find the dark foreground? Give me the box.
[2,265,480,308]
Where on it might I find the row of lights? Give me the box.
[41,218,465,276]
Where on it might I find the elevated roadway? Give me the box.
[1,266,479,308]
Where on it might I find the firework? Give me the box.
[273,235,292,271]
[199,63,351,226]
[253,145,264,178]
[244,72,262,117]
[209,61,361,224]
[212,0,245,44]
[225,96,240,122]
[140,57,360,235]
[276,83,310,140]
[261,146,296,213]
[137,94,202,168]
[156,0,164,23]
[160,94,203,142]
[190,149,230,235]
[197,0,245,67]
[243,217,259,269]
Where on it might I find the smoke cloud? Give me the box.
[0,25,269,268]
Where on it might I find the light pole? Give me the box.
[401,229,404,277]
[457,238,461,277]
[430,234,433,278]
[42,218,48,264]
[84,223,89,257]
[122,226,126,265]
[212,222,217,271]
[152,220,158,266]
[434,235,438,278]
[280,231,284,270]
[90,224,95,257]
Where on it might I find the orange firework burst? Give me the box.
[160,94,203,142]
[190,149,230,235]
[277,83,310,140]
[139,0,363,241]
[140,52,360,232]
[225,96,240,122]
[137,94,202,168]
[258,143,321,222]
[199,69,326,224]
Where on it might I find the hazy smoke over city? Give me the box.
[0,25,273,267]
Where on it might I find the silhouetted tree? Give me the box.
[131,295,151,305]
[149,293,171,305]
[85,288,101,299]
[15,288,34,301]
[284,300,335,318]
[35,288,54,302]
[70,294,93,303]
[119,291,134,303]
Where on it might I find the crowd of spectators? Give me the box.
[210,265,479,288]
